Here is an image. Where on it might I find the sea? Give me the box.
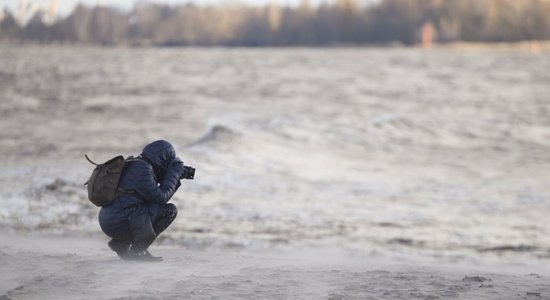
[1,45,549,268]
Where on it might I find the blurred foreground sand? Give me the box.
[0,231,548,300]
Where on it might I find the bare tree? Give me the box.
[6,0,550,46]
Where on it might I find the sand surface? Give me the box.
[0,231,549,300]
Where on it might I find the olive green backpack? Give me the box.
[84,154,134,207]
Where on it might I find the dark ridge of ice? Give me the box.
[462,276,492,283]
[188,124,240,147]
[479,245,538,253]
[375,222,405,228]
[24,177,84,201]
[388,238,426,247]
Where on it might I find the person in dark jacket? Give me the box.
[98,140,187,261]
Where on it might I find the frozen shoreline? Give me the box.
[1,231,548,299]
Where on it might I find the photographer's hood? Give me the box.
[141,140,176,178]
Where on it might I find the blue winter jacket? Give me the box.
[98,140,184,230]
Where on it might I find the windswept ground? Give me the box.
[1,46,550,299]
[0,231,549,300]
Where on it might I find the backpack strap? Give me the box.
[83,153,96,185]
[84,154,99,166]
[126,158,142,164]
[115,156,146,198]
[116,187,136,196]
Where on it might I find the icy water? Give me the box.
[1,45,549,266]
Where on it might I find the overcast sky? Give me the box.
[3,0,378,16]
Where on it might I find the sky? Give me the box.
[2,0,378,16]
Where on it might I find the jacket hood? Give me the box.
[141,140,176,177]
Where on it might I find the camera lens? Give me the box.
[182,166,195,180]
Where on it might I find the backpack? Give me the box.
[84,154,135,207]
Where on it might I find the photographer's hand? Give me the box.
[169,158,185,179]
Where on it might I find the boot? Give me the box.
[108,239,131,259]
[125,247,163,262]
[126,211,161,261]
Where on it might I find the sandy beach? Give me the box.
[1,45,549,298]
[1,231,549,300]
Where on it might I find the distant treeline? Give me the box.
[1,0,550,46]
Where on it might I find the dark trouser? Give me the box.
[105,203,178,251]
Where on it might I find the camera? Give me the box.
[181,165,195,180]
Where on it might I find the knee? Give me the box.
[166,203,177,218]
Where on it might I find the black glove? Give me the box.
[169,157,185,179]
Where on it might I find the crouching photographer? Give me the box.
[97,140,195,261]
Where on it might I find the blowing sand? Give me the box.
[0,231,548,300]
[1,46,550,299]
